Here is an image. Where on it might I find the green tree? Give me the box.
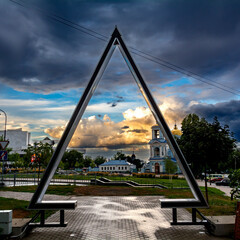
[62,150,84,169]
[8,153,23,168]
[94,156,106,167]
[132,159,144,171]
[165,157,178,182]
[178,114,236,202]
[113,151,126,160]
[83,156,94,168]
[165,157,178,174]
[23,142,54,169]
[178,114,235,177]
[90,161,96,168]
[224,149,240,171]
[229,169,240,200]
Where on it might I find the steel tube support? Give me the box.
[192,208,197,223]
[40,210,45,225]
[60,210,64,226]
[172,208,177,224]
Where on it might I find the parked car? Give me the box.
[210,177,223,183]
[215,178,230,186]
[207,174,224,181]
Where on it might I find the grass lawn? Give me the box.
[0,185,237,216]
[0,197,55,219]
[0,185,75,195]
[0,184,237,216]
[0,184,190,196]
[3,173,189,188]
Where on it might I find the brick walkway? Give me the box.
[0,192,232,239]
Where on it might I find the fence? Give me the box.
[0,172,91,187]
[0,172,188,189]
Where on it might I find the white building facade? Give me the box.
[142,125,181,174]
[0,128,30,155]
[99,160,135,173]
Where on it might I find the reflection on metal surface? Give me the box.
[28,27,208,210]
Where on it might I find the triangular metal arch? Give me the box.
[28,27,208,210]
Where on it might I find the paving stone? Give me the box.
[22,196,231,240]
[0,192,232,239]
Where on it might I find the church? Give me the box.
[142,124,182,174]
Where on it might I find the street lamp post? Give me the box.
[0,109,7,141]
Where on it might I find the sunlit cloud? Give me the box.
[45,98,185,149]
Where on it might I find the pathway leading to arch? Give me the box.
[0,192,231,239]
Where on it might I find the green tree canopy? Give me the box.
[94,156,106,167]
[226,149,240,171]
[177,114,236,177]
[23,142,53,168]
[84,155,94,168]
[8,152,23,168]
[113,151,126,160]
[62,150,84,169]
[165,157,178,175]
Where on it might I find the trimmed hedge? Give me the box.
[132,173,179,179]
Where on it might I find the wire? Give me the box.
[9,0,107,42]
[131,51,240,96]
[8,0,240,97]
[130,47,240,94]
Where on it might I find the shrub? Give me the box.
[87,171,109,176]
[159,174,178,179]
[132,173,156,178]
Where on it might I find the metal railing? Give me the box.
[0,172,91,187]
[0,172,189,188]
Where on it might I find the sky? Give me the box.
[1,0,240,160]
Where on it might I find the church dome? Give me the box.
[171,124,182,136]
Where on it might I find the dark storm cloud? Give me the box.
[1,0,240,93]
[107,95,124,107]
[189,100,240,139]
[127,129,148,134]
[0,1,105,93]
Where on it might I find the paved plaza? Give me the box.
[0,191,232,240]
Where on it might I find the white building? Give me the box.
[142,124,182,174]
[0,128,30,155]
[40,137,55,146]
[99,160,135,173]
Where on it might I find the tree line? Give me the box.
[177,114,237,177]
[2,113,239,176]
[2,142,107,170]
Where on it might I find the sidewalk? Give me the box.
[0,191,231,240]
[196,180,232,197]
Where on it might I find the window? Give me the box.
[154,147,160,157]
[104,167,106,170]
[119,167,120,170]
[154,130,159,138]
[110,167,112,170]
[125,167,127,170]
[113,167,115,170]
